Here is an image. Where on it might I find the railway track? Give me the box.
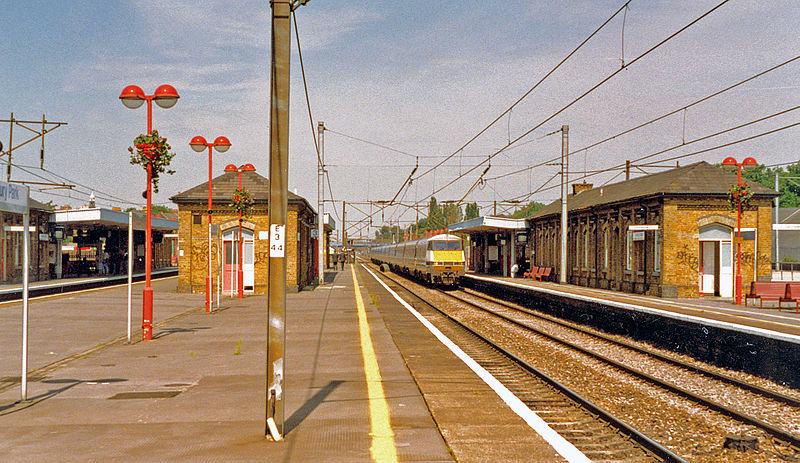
[443,287,800,454]
[369,265,685,462]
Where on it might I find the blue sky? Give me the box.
[1,1,798,237]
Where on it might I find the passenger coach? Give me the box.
[370,233,465,286]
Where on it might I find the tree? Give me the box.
[510,200,546,219]
[737,162,800,207]
[125,205,173,214]
[374,225,400,242]
[465,202,480,219]
[427,197,444,229]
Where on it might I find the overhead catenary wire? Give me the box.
[7,160,143,206]
[292,9,321,166]
[510,119,800,202]
[420,0,733,206]
[325,128,430,159]
[414,0,635,182]
[495,103,800,200]
[484,54,800,182]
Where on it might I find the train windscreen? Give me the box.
[429,240,462,251]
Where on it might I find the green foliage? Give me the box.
[230,187,254,217]
[739,162,800,207]
[128,131,177,193]
[124,205,172,214]
[465,202,480,219]
[39,200,57,211]
[727,184,753,210]
[510,200,546,219]
[427,197,443,228]
[374,225,401,241]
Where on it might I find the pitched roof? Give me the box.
[529,161,778,219]
[169,170,312,211]
[29,197,53,211]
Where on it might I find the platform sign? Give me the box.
[270,224,285,258]
[1,180,30,402]
[0,180,28,214]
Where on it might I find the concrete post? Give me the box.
[560,125,569,284]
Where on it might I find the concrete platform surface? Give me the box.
[0,266,452,462]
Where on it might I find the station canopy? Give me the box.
[448,216,527,234]
[50,208,178,232]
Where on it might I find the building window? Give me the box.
[193,214,202,225]
[626,230,633,271]
[584,230,589,268]
[654,230,661,272]
[604,228,609,270]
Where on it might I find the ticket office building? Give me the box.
[526,162,777,298]
[171,168,317,294]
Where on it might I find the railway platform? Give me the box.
[0,268,178,302]
[464,272,800,392]
[464,272,800,336]
[1,264,585,462]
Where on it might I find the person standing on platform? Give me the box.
[102,250,110,275]
[338,249,345,270]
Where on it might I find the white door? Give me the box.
[243,230,254,291]
[222,228,255,294]
[719,241,733,298]
[700,241,716,294]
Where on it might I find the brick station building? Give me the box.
[527,161,778,298]
[170,168,317,294]
[1,197,52,284]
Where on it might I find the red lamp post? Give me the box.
[119,84,179,341]
[225,163,256,298]
[190,136,231,313]
[722,156,758,305]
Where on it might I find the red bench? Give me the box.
[745,282,787,309]
[784,283,800,313]
[536,267,552,282]
[523,266,539,279]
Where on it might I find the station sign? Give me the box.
[628,224,659,231]
[270,224,285,257]
[0,180,28,214]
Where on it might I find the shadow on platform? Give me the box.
[285,380,343,434]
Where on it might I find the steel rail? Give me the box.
[440,288,800,450]
[370,266,686,463]
[456,288,800,408]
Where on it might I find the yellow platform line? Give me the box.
[351,265,398,463]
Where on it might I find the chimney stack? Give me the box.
[572,182,593,195]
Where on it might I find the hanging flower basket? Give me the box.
[128,130,176,193]
[727,183,753,210]
[230,187,254,217]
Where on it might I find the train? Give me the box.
[369,233,466,286]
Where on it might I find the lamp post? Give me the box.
[225,163,255,298]
[722,156,758,305]
[190,136,231,313]
[119,84,179,341]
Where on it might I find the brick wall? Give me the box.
[661,198,772,298]
[177,203,313,294]
[528,196,773,299]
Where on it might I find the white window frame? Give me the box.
[626,230,633,271]
[654,230,661,272]
[584,229,589,268]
